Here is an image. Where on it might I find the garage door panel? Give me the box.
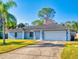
[44,31,66,41]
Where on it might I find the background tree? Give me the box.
[17,23,25,28]
[0,18,3,31]
[72,21,78,32]
[0,18,3,39]
[65,21,78,32]
[32,8,56,26]
[32,19,44,26]
[38,8,56,20]
[0,0,17,44]
[24,23,29,27]
[65,21,72,29]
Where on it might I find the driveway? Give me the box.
[0,41,66,59]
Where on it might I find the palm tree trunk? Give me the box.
[3,18,6,45]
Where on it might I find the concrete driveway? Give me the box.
[0,41,66,59]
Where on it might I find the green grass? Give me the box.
[0,39,37,54]
[61,42,78,59]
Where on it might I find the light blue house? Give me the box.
[8,20,71,41]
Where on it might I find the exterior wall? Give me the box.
[24,32,33,39]
[35,31,40,40]
[24,32,29,39]
[24,31,42,40]
[8,32,15,39]
[33,32,36,39]
[8,30,71,41]
[44,31,66,41]
[16,32,24,39]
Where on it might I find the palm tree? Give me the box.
[65,21,72,29]
[7,13,17,29]
[72,21,78,32]
[0,0,17,44]
[65,21,78,32]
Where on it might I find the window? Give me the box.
[29,32,33,37]
[15,32,17,38]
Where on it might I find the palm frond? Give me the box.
[6,13,17,29]
[5,0,17,10]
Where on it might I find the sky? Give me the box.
[3,0,78,24]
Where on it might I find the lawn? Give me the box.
[61,41,78,59]
[0,39,37,54]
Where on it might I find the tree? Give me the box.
[38,8,56,20]
[24,23,29,27]
[0,0,17,44]
[65,21,78,32]
[6,13,17,29]
[32,19,44,26]
[65,21,72,29]
[72,21,78,32]
[17,23,25,28]
[0,18,3,31]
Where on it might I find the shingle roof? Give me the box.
[9,23,67,32]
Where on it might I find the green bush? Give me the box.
[0,35,2,39]
[75,39,78,41]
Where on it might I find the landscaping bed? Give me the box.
[61,42,78,59]
[0,39,37,54]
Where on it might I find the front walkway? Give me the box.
[0,41,66,59]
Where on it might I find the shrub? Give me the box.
[75,39,78,41]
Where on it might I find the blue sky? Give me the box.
[4,0,78,24]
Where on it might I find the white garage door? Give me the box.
[44,31,66,41]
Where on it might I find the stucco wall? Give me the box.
[16,32,23,39]
[24,32,29,39]
[35,31,40,39]
[8,32,15,39]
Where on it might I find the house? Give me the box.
[8,19,71,41]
